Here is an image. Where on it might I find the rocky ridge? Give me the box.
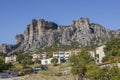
[0,18,120,54]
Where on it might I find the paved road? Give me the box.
[0,75,29,80]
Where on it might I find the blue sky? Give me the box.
[0,0,120,44]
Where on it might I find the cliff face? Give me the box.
[22,19,58,51]
[15,34,24,44]
[0,44,18,54]
[0,18,120,54]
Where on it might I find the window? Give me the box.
[45,61,47,64]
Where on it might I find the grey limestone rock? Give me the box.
[15,34,24,44]
[0,18,120,54]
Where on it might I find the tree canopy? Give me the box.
[69,48,95,79]
[16,53,33,67]
[69,48,120,80]
[51,57,58,66]
[103,38,120,62]
[0,56,5,71]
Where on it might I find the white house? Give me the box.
[32,54,41,61]
[53,51,71,64]
[96,45,105,64]
[64,52,71,60]
[32,53,47,61]
[41,53,47,59]
[53,51,71,60]
[41,58,53,65]
[5,55,16,63]
[53,52,64,58]
[32,54,41,59]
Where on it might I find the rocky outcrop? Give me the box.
[59,18,111,47]
[0,44,18,54]
[15,34,24,44]
[22,19,58,51]
[111,29,120,38]
[0,18,120,54]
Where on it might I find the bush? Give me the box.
[18,70,25,76]
[51,57,58,66]
[55,72,62,76]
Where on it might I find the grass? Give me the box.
[10,62,74,80]
[23,63,74,80]
[24,73,74,80]
[59,62,71,68]
[38,70,53,76]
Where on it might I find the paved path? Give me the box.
[0,75,29,80]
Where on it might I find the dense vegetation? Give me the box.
[0,55,13,72]
[51,57,58,66]
[69,48,120,80]
[17,53,33,67]
[103,38,120,63]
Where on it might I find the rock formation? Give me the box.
[0,18,120,54]
[15,34,24,44]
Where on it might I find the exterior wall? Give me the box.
[32,54,41,61]
[59,52,65,58]
[5,55,16,63]
[41,53,47,59]
[53,52,59,57]
[53,51,71,60]
[96,45,105,63]
[53,51,71,64]
[41,58,53,65]
[32,54,40,59]
[32,53,47,61]
[64,52,71,60]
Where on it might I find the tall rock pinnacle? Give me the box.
[0,18,120,54]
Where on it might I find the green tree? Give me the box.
[103,38,120,62]
[51,57,58,66]
[17,53,33,67]
[0,56,5,71]
[34,58,41,64]
[100,64,120,80]
[86,63,105,80]
[69,48,95,80]
[0,56,14,72]
[69,47,120,80]
[6,62,13,71]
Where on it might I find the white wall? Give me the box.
[41,58,53,65]
[96,45,105,63]
[5,55,16,63]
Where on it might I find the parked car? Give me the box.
[33,65,48,73]
[0,73,10,78]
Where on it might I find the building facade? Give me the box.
[5,55,16,63]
